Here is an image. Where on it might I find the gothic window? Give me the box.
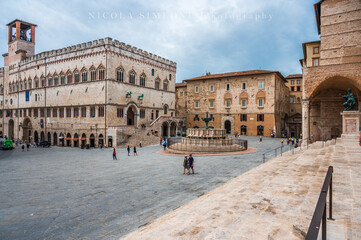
[163,80,168,91]
[74,70,80,83]
[140,109,146,118]
[66,108,71,117]
[54,74,59,85]
[81,69,88,82]
[140,74,146,87]
[129,71,136,84]
[151,69,154,76]
[98,66,105,80]
[169,74,172,80]
[28,78,32,89]
[47,75,53,86]
[73,107,79,118]
[90,107,95,117]
[155,78,160,89]
[41,77,46,87]
[53,108,57,117]
[98,106,104,117]
[90,67,96,81]
[24,80,27,90]
[60,75,65,85]
[117,108,123,118]
[81,107,86,117]
[116,68,124,82]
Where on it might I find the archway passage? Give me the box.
[81,133,86,147]
[53,132,58,146]
[241,125,247,135]
[22,118,32,143]
[127,106,136,126]
[162,122,169,137]
[59,133,64,146]
[257,125,264,136]
[90,134,95,148]
[98,134,104,147]
[34,131,39,143]
[66,133,72,147]
[170,122,177,137]
[40,131,45,142]
[73,133,79,147]
[8,119,14,140]
[307,76,361,141]
[47,132,51,144]
[225,120,231,134]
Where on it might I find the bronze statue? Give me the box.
[341,88,356,111]
[201,111,212,129]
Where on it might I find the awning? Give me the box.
[73,138,79,141]
[80,138,86,140]
[90,136,95,139]
[65,137,71,140]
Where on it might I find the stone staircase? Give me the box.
[120,138,361,239]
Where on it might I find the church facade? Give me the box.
[301,0,361,141]
[0,19,177,147]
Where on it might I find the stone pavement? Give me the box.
[0,136,282,240]
[120,138,361,240]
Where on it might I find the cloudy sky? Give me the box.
[0,0,319,82]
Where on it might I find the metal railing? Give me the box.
[305,166,334,240]
[262,144,296,163]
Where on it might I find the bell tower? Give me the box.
[4,19,37,66]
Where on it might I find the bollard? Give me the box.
[263,153,265,163]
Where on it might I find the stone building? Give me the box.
[1,19,177,147]
[301,0,361,141]
[177,70,289,137]
[285,74,302,138]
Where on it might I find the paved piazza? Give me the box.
[0,137,283,240]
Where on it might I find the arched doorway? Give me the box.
[81,133,86,147]
[170,122,177,137]
[73,133,79,147]
[306,76,360,141]
[8,119,14,140]
[98,134,104,147]
[66,133,72,146]
[126,105,137,126]
[53,132,58,146]
[59,132,64,146]
[161,122,169,137]
[241,125,247,135]
[225,120,231,134]
[40,131,45,142]
[34,131,39,143]
[257,125,264,136]
[90,134,95,147]
[47,132,51,144]
[22,118,32,143]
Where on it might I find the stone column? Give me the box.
[302,100,310,141]
[168,124,171,138]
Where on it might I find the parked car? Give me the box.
[2,140,14,150]
[39,141,51,148]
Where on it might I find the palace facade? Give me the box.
[176,70,290,137]
[0,19,177,147]
[301,0,361,141]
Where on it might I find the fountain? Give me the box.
[166,111,247,154]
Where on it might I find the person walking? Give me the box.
[26,143,30,151]
[21,144,25,152]
[113,148,117,160]
[287,138,290,145]
[127,145,130,156]
[281,139,284,145]
[259,136,262,142]
[183,155,189,175]
[134,146,138,156]
[140,141,142,148]
[160,138,163,145]
[163,141,167,150]
[188,154,194,175]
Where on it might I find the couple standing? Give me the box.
[183,154,195,175]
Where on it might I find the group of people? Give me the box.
[280,137,300,146]
[112,145,139,160]
[183,154,195,175]
[160,138,167,150]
